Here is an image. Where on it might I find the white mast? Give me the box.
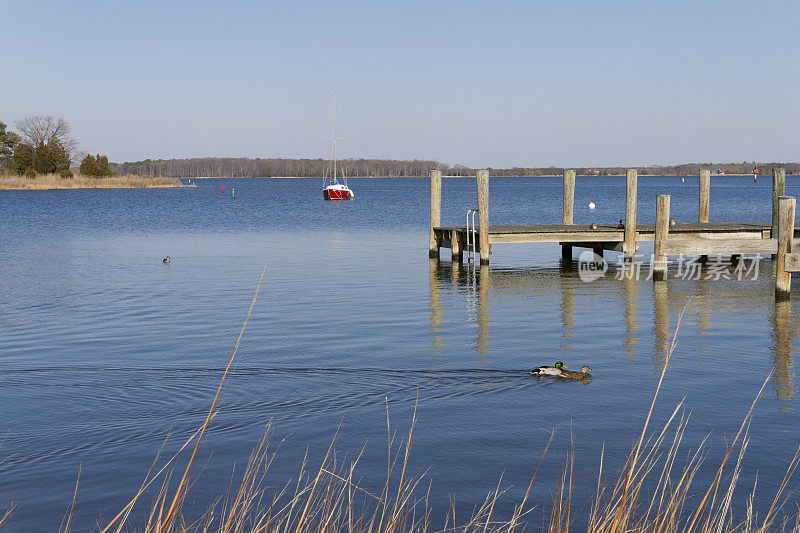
[332,91,337,184]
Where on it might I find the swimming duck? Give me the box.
[163,256,171,264]
[531,361,566,376]
[559,365,593,380]
[531,362,593,380]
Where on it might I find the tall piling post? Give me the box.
[772,168,786,237]
[772,168,786,260]
[699,169,710,223]
[624,169,638,261]
[562,169,575,261]
[775,196,796,300]
[653,195,671,281]
[429,170,442,258]
[477,169,490,265]
[698,169,711,262]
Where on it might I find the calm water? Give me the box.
[1,176,799,530]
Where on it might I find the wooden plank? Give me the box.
[699,169,710,223]
[786,252,800,273]
[477,170,489,265]
[625,169,638,257]
[653,195,670,281]
[563,169,575,225]
[776,196,795,299]
[429,170,442,258]
[490,231,623,244]
[662,238,778,256]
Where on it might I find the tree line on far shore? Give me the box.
[4,117,798,179]
[0,117,113,178]
[115,157,800,179]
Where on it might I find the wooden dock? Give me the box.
[429,168,799,299]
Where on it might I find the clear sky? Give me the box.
[2,0,798,167]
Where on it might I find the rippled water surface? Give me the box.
[1,176,799,529]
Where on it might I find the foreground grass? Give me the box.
[0,172,192,189]
[2,274,799,532]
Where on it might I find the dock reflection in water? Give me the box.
[429,256,798,405]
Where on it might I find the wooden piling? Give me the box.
[698,170,710,262]
[624,169,638,260]
[563,169,575,225]
[772,168,786,260]
[561,169,575,261]
[775,195,795,300]
[429,170,442,258]
[772,168,786,238]
[653,194,670,281]
[451,229,462,262]
[699,169,710,224]
[477,169,490,265]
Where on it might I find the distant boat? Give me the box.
[322,92,354,201]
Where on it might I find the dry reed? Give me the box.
[4,287,800,532]
[0,172,191,189]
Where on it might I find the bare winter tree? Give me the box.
[14,115,80,163]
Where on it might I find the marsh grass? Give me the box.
[0,172,191,189]
[5,280,800,531]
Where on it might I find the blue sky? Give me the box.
[2,0,798,167]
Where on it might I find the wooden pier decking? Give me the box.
[428,168,799,299]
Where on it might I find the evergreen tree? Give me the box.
[48,140,70,171]
[96,154,113,177]
[80,154,100,177]
[33,142,55,174]
[0,121,20,170]
[12,143,34,174]
[28,140,71,174]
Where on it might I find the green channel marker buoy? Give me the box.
[231,189,235,198]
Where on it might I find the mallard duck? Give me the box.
[531,362,593,380]
[531,361,566,376]
[163,256,171,264]
[617,220,625,229]
[559,365,593,380]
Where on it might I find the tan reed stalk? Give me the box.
[159,264,268,531]
[608,303,689,533]
[58,465,81,533]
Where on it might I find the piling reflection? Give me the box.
[474,264,491,366]
[770,300,796,407]
[559,274,575,357]
[428,259,443,356]
[652,281,670,361]
[427,256,798,407]
[621,264,639,359]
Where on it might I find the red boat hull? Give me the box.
[323,188,353,200]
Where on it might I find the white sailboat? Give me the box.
[323,92,354,200]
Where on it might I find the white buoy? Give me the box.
[588,202,596,210]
